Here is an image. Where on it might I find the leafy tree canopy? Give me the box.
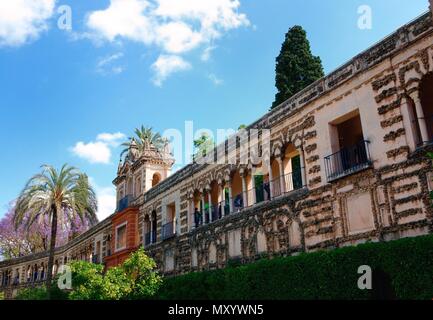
[271,25,324,109]
[193,133,214,160]
[15,248,162,300]
[71,248,162,300]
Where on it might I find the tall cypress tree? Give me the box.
[272,26,324,109]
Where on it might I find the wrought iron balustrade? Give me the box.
[324,140,372,182]
[117,194,134,212]
[161,221,176,241]
[144,230,157,246]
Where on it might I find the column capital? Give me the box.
[408,90,421,104]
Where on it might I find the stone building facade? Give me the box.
[1,9,433,299]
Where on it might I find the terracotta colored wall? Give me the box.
[105,206,139,268]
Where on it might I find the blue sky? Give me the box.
[0,0,429,220]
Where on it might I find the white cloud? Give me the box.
[85,0,249,83]
[151,54,191,86]
[71,132,126,164]
[96,132,126,146]
[89,178,116,221]
[208,73,223,85]
[86,0,249,52]
[87,0,155,44]
[96,53,125,75]
[0,0,56,47]
[72,141,112,164]
[156,21,202,54]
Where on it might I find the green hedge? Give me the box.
[157,235,433,300]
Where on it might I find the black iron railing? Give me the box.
[232,192,244,212]
[117,194,134,212]
[92,255,100,264]
[161,221,175,241]
[324,140,372,182]
[144,230,157,246]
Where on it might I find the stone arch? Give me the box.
[271,139,283,158]
[215,171,224,185]
[291,133,304,149]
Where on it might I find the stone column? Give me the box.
[241,172,248,207]
[219,183,226,217]
[299,148,307,187]
[208,190,213,223]
[277,157,285,194]
[227,179,233,214]
[411,92,429,144]
[251,176,257,205]
[201,194,206,225]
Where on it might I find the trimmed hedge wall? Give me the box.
[157,234,433,300]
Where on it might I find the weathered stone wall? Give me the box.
[145,150,433,275]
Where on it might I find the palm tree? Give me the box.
[13,164,98,297]
[121,126,166,159]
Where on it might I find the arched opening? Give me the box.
[143,214,151,246]
[282,144,302,192]
[152,173,161,187]
[231,170,244,212]
[270,158,281,197]
[151,210,157,243]
[193,190,203,228]
[162,203,176,240]
[210,181,221,221]
[406,95,422,147]
[252,163,272,204]
[420,72,433,142]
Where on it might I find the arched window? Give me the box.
[143,214,151,246]
[152,173,161,187]
[151,210,157,243]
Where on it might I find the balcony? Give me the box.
[161,221,176,241]
[144,230,157,246]
[324,140,372,182]
[117,194,134,212]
